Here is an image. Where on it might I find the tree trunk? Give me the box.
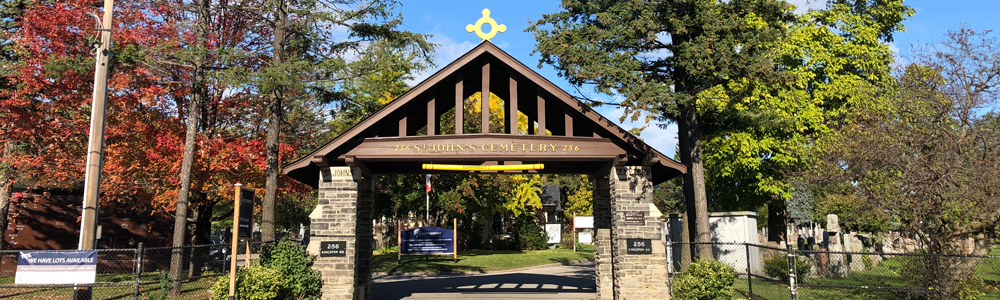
[0,167,12,250]
[260,0,287,244]
[169,0,209,292]
[189,197,214,277]
[767,200,787,244]
[678,102,712,259]
[678,116,694,267]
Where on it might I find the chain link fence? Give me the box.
[0,242,266,300]
[668,242,1000,300]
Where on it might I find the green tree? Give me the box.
[257,0,435,242]
[653,178,684,215]
[700,0,912,242]
[170,0,212,291]
[564,175,594,218]
[785,181,813,226]
[821,28,1000,298]
[529,0,792,258]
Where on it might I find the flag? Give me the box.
[425,174,432,192]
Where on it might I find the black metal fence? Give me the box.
[667,242,1000,300]
[0,242,265,300]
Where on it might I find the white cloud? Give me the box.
[785,0,827,14]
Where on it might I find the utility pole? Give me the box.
[73,0,113,298]
[77,0,114,266]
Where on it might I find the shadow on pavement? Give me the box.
[372,267,595,300]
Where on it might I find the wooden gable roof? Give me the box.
[284,41,686,187]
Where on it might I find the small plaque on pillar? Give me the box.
[624,211,646,225]
[626,238,652,254]
[320,241,347,257]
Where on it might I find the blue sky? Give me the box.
[395,0,999,158]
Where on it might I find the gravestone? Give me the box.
[826,214,848,277]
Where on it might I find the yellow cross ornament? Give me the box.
[466,9,506,41]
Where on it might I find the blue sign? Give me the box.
[400,226,455,254]
[15,250,97,284]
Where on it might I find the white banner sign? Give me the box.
[16,250,97,285]
[573,216,594,229]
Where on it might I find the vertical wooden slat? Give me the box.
[481,61,490,133]
[398,111,407,137]
[565,108,574,136]
[455,78,463,134]
[508,77,518,134]
[427,97,436,136]
[537,94,546,135]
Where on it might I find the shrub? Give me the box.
[560,230,576,249]
[516,215,548,250]
[861,254,874,270]
[210,265,284,300]
[375,245,398,255]
[673,259,736,300]
[955,276,988,300]
[763,254,811,283]
[146,271,169,300]
[260,241,322,300]
[896,255,989,300]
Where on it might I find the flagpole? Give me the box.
[425,174,430,225]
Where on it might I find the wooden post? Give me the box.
[508,77,518,134]
[228,184,241,300]
[427,97,436,136]
[453,218,458,263]
[481,61,490,133]
[537,95,546,135]
[455,78,464,134]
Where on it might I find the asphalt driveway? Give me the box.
[371,262,597,300]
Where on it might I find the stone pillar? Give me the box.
[592,175,614,300]
[307,166,374,300]
[610,166,670,299]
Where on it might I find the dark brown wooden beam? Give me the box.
[481,61,490,133]
[537,94,546,135]
[427,97,436,136]
[565,108,574,136]
[527,89,536,135]
[455,78,463,134]
[398,111,407,137]
[345,135,623,162]
[508,76,518,134]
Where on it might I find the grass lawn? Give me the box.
[0,276,218,300]
[372,245,595,274]
[726,245,1000,300]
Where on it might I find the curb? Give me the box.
[372,258,595,276]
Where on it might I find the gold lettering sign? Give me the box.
[394,143,581,153]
